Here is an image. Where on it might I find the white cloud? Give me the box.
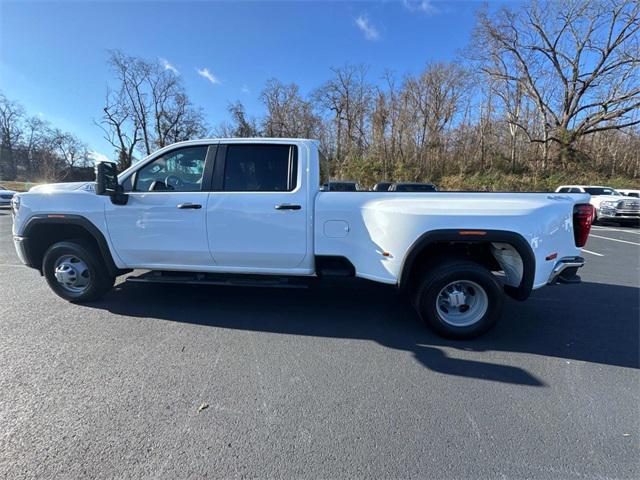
[402,0,439,15]
[197,67,221,85]
[355,15,380,41]
[88,150,110,165]
[241,85,250,94]
[160,58,179,74]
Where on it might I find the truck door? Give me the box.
[206,143,309,272]
[104,145,215,268]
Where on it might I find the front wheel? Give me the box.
[414,260,503,339]
[43,240,115,303]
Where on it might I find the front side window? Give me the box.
[223,144,297,192]
[134,146,208,192]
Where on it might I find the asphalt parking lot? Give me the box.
[1,210,638,479]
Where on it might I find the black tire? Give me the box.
[43,240,115,303]
[414,259,503,339]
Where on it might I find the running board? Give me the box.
[125,271,310,289]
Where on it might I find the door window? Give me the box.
[134,146,208,192]
[223,144,297,192]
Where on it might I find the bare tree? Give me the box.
[216,101,259,138]
[50,129,90,178]
[107,51,153,155]
[313,65,373,175]
[97,88,140,170]
[0,94,24,179]
[492,78,525,172]
[260,79,320,138]
[102,51,209,163]
[405,62,469,177]
[477,0,640,165]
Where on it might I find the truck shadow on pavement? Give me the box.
[88,279,639,387]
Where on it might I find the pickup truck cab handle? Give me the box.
[177,203,202,209]
[274,204,302,210]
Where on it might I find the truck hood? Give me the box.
[29,181,95,193]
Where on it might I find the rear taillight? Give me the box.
[573,203,594,247]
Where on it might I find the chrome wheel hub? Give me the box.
[447,289,467,307]
[436,280,488,327]
[54,255,91,293]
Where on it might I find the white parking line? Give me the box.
[581,249,604,257]
[592,226,640,235]
[589,234,640,246]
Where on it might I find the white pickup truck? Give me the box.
[12,138,594,338]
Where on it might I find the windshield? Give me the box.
[584,187,619,196]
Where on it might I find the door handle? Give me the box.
[275,204,301,210]
[177,203,202,209]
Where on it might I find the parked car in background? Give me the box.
[618,189,640,198]
[0,185,17,206]
[389,182,438,192]
[373,182,392,192]
[555,185,639,225]
[321,181,359,192]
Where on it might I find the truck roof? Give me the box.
[557,185,609,188]
[167,137,320,147]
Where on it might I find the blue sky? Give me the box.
[1,0,485,159]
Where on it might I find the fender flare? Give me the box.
[21,214,120,277]
[398,229,536,301]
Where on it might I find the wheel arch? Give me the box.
[398,229,535,301]
[21,214,122,277]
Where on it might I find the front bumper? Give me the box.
[598,211,640,220]
[598,203,639,220]
[548,256,585,285]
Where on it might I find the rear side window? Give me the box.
[223,144,297,192]
[557,187,570,193]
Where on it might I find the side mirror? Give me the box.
[95,161,119,195]
[95,161,128,205]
